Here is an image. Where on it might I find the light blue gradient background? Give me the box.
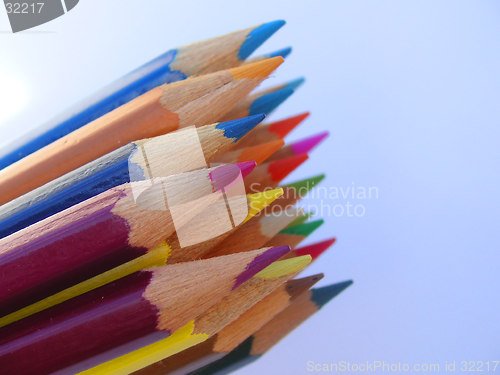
[0,1,498,374]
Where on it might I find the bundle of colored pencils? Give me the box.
[0,20,352,375]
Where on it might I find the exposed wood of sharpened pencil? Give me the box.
[165,188,284,264]
[206,206,305,258]
[0,167,249,316]
[135,274,323,375]
[0,188,282,328]
[233,112,310,149]
[0,21,285,169]
[243,46,292,65]
[0,115,265,239]
[188,281,354,375]
[265,219,325,249]
[244,154,309,192]
[221,78,304,121]
[78,256,311,375]
[286,212,313,228]
[260,174,326,216]
[266,131,328,162]
[214,139,284,165]
[0,248,290,375]
[0,57,284,205]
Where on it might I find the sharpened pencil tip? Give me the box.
[233,246,291,289]
[210,163,256,191]
[279,219,324,236]
[286,77,306,91]
[268,154,309,182]
[239,20,286,60]
[236,161,257,178]
[284,174,326,195]
[217,114,266,142]
[245,188,284,222]
[311,280,354,308]
[246,139,285,165]
[229,56,284,80]
[268,112,310,138]
[255,255,311,279]
[286,212,313,228]
[286,274,324,299]
[266,46,293,59]
[291,131,329,155]
[249,87,294,116]
[294,238,336,260]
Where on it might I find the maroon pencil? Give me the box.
[0,246,289,374]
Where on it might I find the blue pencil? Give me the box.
[0,115,264,238]
[0,21,285,169]
[222,77,305,121]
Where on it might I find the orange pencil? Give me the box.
[0,57,284,205]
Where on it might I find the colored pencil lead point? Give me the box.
[268,112,310,138]
[287,212,314,228]
[291,131,329,155]
[285,77,306,91]
[255,255,311,279]
[286,273,324,299]
[280,219,325,236]
[294,238,337,260]
[210,163,256,191]
[238,20,286,59]
[237,139,285,165]
[268,154,309,182]
[233,245,291,290]
[216,114,266,141]
[246,188,284,221]
[236,161,258,178]
[311,280,354,308]
[229,56,284,80]
[249,87,294,116]
[266,46,293,59]
[284,174,326,193]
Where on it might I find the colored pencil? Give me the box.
[0,115,264,239]
[78,256,310,375]
[234,112,310,149]
[245,46,292,64]
[133,273,323,375]
[0,167,257,316]
[186,177,319,262]
[0,21,285,169]
[262,174,326,215]
[0,57,284,205]
[265,219,325,249]
[244,153,309,192]
[289,238,337,261]
[266,131,329,162]
[286,212,313,227]
[207,207,305,258]
[0,189,284,328]
[221,78,304,122]
[213,139,284,165]
[0,248,289,375]
[188,281,354,375]
[164,188,283,264]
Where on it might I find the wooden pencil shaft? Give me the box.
[0,58,283,205]
[0,170,234,315]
